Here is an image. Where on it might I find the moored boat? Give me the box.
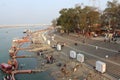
[12,37,30,43]
[0,63,12,74]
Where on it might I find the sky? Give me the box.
[0,0,114,25]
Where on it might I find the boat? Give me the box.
[23,29,27,33]
[9,46,17,57]
[0,59,18,74]
[12,37,30,43]
[0,63,12,74]
[23,29,32,34]
[8,59,18,70]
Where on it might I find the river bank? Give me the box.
[26,28,113,80]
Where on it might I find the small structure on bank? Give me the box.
[96,61,106,73]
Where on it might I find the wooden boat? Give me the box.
[12,37,30,43]
[0,63,12,74]
[8,59,18,70]
[0,59,18,74]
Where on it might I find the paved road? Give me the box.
[52,33,120,79]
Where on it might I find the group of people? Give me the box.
[46,55,55,64]
[104,32,118,43]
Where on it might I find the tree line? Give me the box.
[52,0,120,34]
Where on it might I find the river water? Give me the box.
[0,26,53,80]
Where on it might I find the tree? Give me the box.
[79,6,100,32]
[51,19,57,28]
[57,4,100,34]
[57,8,78,33]
[102,0,120,29]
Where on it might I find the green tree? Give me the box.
[57,5,100,33]
[57,8,78,33]
[102,0,120,29]
[79,6,100,32]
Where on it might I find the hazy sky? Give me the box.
[0,0,113,25]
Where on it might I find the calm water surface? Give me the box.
[0,27,53,80]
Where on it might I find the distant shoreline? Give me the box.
[0,26,37,29]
